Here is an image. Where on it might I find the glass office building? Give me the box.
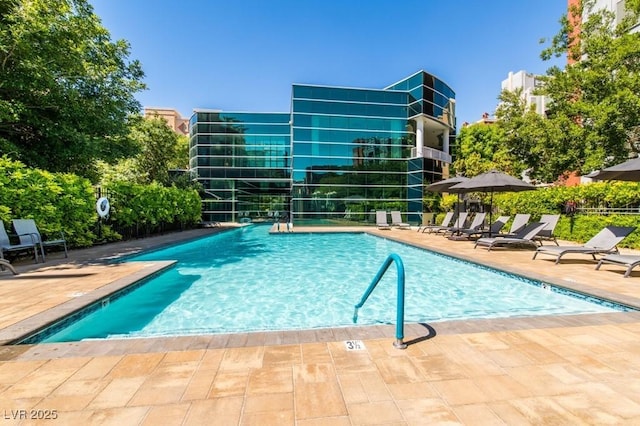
[190,71,455,224]
[189,112,291,221]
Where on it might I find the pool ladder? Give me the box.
[353,253,407,349]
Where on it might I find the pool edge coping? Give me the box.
[0,260,176,346]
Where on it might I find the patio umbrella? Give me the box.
[590,157,640,181]
[448,170,536,236]
[424,176,470,193]
[425,176,469,217]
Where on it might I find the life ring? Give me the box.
[96,197,110,218]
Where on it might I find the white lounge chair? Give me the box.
[445,212,486,237]
[533,214,560,246]
[500,214,530,237]
[434,212,468,235]
[474,222,548,251]
[418,212,453,233]
[0,221,39,264]
[390,211,411,229]
[0,259,17,275]
[376,211,391,230]
[12,219,68,262]
[533,226,636,264]
[459,215,510,239]
[596,254,640,278]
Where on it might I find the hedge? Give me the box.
[0,157,202,248]
[0,157,97,246]
[434,181,640,249]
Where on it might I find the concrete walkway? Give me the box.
[1,225,639,424]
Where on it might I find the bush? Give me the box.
[0,156,202,248]
[554,215,640,248]
[0,156,96,246]
[493,183,640,248]
[105,181,201,236]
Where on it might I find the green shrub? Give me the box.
[554,215,640,248]
[0,156,96,246]
[493,183,640,248]
[0,156,202,248]
[106,181,201,232]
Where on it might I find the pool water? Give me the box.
[37,225,625,342]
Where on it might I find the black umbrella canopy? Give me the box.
[425,176,470,217]
[591,157,640,181]
[448,170,536,193]
[448,170,536,236]
[424,176,470,193]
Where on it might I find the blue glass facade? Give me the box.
[190,71,455,224]
[189,112,291,221]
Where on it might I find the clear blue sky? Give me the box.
[90,0,567,126]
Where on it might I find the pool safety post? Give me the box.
[353,253,407,349]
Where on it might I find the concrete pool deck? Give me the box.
[1,224,640,424]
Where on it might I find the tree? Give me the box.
[128,115,180,185]
[452,122,523,178]
[536,0,640,174]
[96,116,195,188]
[168,134,190,170]
[496,88,587,183]
[0,0,145,178]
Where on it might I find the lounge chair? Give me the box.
[474,222,548,251]
[500,214,530,237]
[533,226,636,264]
[12,219,68,262]
[595,254,640,278]
[434,212,468,235]
[460,215,510,239]
[445,212,486,237]
[418,212,453,233]
[390,211,411,230]
[0,221,39,264]
[0,259,17,275]
[376,211,391,230]
[533,214,560,246]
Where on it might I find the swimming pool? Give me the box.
[28,225,632,343]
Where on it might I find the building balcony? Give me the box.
[411,146,452,164]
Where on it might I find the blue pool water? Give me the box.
[34,225,629,342]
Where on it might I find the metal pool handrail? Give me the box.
[353,253,407,349]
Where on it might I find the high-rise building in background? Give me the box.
[144,107,189,135]
[568,0,639,59]
[189,71,456,224]
[501,70,550,116]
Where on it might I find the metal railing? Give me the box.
[353,253,407,349]
[576,207,640,215]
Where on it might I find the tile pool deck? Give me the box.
[1,225,640,424]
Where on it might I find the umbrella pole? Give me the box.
[489,191,494,237]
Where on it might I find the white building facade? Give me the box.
[584,0,639,32]
[501,70,550,116]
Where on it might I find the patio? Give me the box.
[1,225,639,424]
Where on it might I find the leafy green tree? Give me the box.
[168,134,190,170]
[496,89,587,182]
[95,158,144,185]
[128,115,181,185]
[453,122,523,178]
[0,0,145,177]
[537,0,640,174]
[97,116,195,188]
